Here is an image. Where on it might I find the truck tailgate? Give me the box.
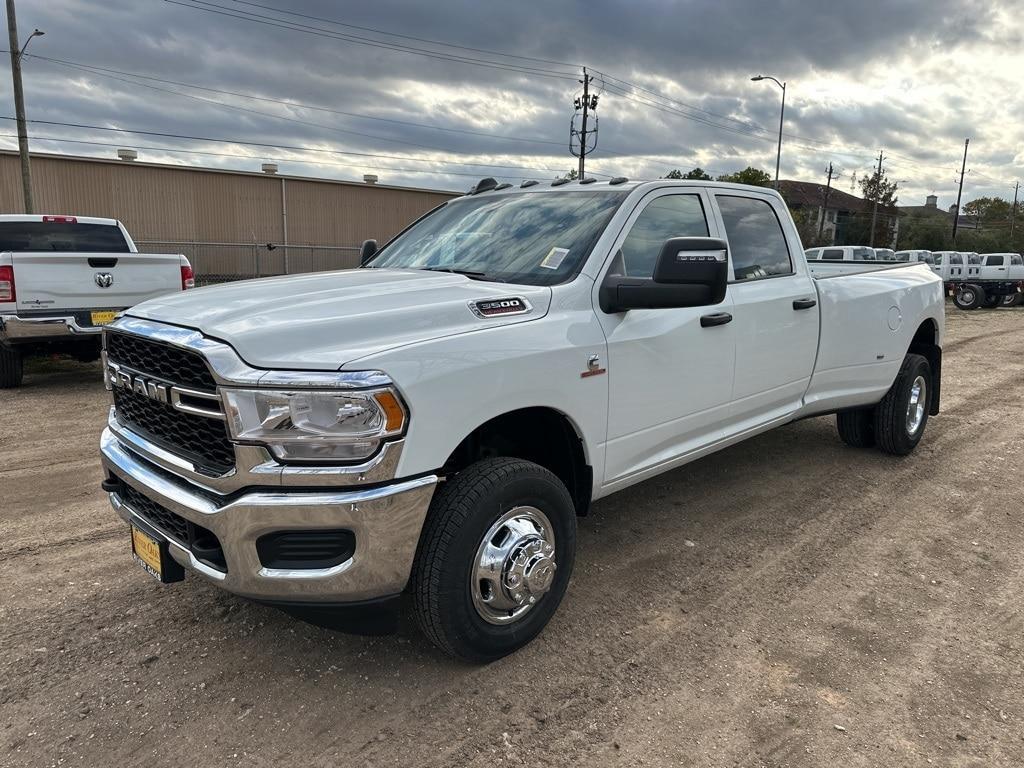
[12,252,183,311]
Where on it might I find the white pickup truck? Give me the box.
[98,179,944,661]
[0,215,194,387]
[949,252,1024,309]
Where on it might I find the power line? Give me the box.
[0,132,554,181]
[22,51,568,148]
[35,55,546,160]
[229,0,582,70]
[164,0,580,81]
[2,117,613,176]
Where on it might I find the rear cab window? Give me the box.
[986,255,1005,266]
[715,195,793,281]
[0,222,130,253]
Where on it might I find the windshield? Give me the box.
[366,190,627,285]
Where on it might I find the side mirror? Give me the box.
[359,239,378,266]
[599,237,729,313]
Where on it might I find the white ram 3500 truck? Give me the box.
[98,180,944,661]
[0,215,194,387]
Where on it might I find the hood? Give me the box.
[127,268,551,370]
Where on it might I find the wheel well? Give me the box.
[441,408,593,515]
[908,319,941,415]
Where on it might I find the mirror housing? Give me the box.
[359,239,378,265]
[599,237,729,313]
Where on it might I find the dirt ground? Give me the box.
[1,306,1022,768]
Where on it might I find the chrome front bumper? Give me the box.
[0,313,105,342]
[100,428,438,602]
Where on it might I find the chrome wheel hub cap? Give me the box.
[471,506,556,625]
[906,375,927,435]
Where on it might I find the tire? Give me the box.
[953,284,983,310]
[411,457,576,662]
[981,294,1001,309]
[0,346,23,388]
[874,353,931,456]
[836,408,875,448]
[1001,292,1022,307]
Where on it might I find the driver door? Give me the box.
[594,189,736,487]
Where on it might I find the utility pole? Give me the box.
[817,162,835,242]
[1010,181,1019,239]
[869,151,884,247]
[952,138,969,243]
[6,0,37,213]
[570,67,597,178]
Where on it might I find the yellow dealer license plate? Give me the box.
[131,524,164,580]
[90,310,118,326]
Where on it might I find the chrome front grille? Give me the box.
[105,330,236,476]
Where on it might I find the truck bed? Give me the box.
[801,261,943,415]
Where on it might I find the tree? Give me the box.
[663,167,712,180]
[790,207,823,248]
[859,168,899,246]
[558,168,579,181]
[962,196,1017,226]
[716,167,772,187]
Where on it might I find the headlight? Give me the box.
[222,388,406,462]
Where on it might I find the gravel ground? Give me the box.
[1,306,1022,767]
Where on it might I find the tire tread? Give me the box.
[874,353,930,456]
[410,457,569,659]
[0,346,23,389]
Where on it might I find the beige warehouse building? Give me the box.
[0,150,457,282]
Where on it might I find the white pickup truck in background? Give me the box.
[950,251,1024,309]
[98,179,944,661]
[0,215,193,387]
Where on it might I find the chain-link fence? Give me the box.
[136,241,361,286]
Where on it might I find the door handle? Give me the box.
[700,312,733,327]
[792,298,817,310]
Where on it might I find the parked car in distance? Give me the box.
[874,248,896,261]
[810,245,878,261]
[98,179,945,661]
[951,252,1024,309]
[0,215,194,387]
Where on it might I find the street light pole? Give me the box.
[5,0,43,214]
[752,74,786,190]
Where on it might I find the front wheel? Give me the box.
[411,457,576,662]
[1001,292,1022,307]
[874,353,932,456]
[953,285,983,310]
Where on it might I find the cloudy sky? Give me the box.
[3,0,1022,209]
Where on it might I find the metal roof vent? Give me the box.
[363,174,378,184]
[261,163,278,174]
[117,148,137,161]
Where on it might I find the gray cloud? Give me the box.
[1,0,1020,207]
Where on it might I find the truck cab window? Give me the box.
[618,195,709,278]
[0,222,130,253]
[986,255,1004,266]
[716,195,793,280]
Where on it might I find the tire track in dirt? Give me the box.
[348,345,1024,766]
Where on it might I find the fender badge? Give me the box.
[580,354,606,378]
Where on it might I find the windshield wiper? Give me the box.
[419,266,491,280]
